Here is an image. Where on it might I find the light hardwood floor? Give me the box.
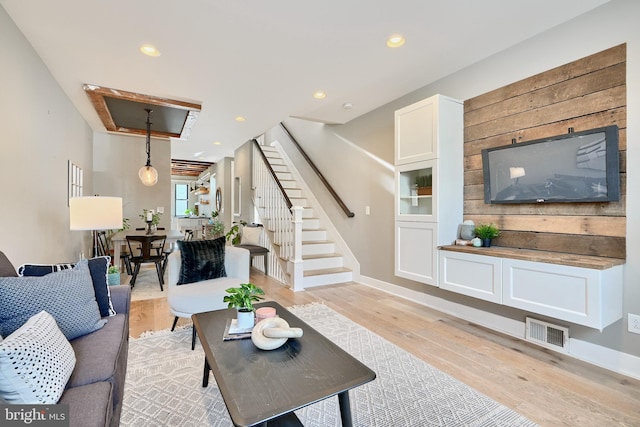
[130,271,640,427]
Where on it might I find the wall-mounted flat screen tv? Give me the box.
[482,125,620,204]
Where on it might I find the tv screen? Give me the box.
[482,125,620,204]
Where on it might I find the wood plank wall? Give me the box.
[463,44,626,259]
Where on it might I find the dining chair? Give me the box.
[126,234,167,290]
[97,231,132,275]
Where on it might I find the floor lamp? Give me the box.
[70,196,123,259]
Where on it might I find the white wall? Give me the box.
[279,0,640,356]
[0,6,94,265]
[93,132,172,231]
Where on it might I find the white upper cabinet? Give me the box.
[395,94,463,165]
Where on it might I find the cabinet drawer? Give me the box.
[439,251,502,303]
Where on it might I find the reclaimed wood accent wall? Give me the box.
[463,44,626,259]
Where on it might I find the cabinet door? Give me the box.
[395,221,437,286]
[395,97,436,165]
[439,251,502,303]
[396,160,437,222]
[502,259,623,330]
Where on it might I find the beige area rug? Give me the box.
[129,266,167,301]
[121,303,538,427]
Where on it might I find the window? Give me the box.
[175,184,189,216]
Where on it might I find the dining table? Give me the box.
[110,228,185,264]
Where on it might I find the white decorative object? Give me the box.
[251,317,303,350]
[236,309,255,330]
[460,220,475,240]
[472,237,482,247]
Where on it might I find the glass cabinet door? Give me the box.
[396,160,436,220]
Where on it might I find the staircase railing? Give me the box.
[252,140,303,289]
[279,122,355,218]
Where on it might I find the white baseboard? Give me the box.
[358,275,640,381]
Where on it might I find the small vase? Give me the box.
[483,238,492,247]
[236,309,255,330]
[107,272,120,286]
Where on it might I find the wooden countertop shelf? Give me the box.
[439,245,625,270]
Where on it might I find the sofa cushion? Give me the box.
[0,251,17,277]
[0,260,107,340]
[176,237,226,285]
[58,381,113,427]
[67,314,126,387]
[19,256,116,317]
[0,311,76,404]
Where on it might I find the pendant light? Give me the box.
[138,108,158,186]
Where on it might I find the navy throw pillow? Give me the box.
[18,257,115,317]
[177,237,226,285]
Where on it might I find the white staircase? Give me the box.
[259,145,353,287]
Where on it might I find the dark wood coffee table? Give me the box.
[192,301,376,427]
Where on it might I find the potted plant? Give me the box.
[415,174,433,195]
[205,211,225,239]
[107,265,120,286]
[474,223,500,247]
[225,220,248,246]
[223,283,265,329]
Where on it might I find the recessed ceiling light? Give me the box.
[313,91,327,100]
[194,151,203,157]
[139,44,161,57]
[386,34,405,48]
[235,116,246,122]
[212,141,222,145]
[342,102,353,109]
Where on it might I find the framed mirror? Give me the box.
[215,187,222,212]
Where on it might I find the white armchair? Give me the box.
[167,246,250,349]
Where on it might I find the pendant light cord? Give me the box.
[145,108,153,167]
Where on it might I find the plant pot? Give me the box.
[236,309,255,330]
[107,272,120,286]
[417,186,432,196]
[482,238,492,247]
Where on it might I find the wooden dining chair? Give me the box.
[97,231,132,275]
[126,234,167,290]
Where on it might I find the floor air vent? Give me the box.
[525,317,569,353]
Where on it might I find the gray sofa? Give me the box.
[0,251,130,427]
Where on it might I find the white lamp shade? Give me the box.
[139,165,158,186]
[70,197,123,230]
[509,167,526,179]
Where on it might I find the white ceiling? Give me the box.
[1,0,609,162]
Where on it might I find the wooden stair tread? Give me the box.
[303,267,352,277]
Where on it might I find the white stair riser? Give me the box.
[302,218,320,229]
[303,256,344,271]
[280,180,298,189]
[302,229,326,241]
[275,172,293,180]
[285,188,303,198]
[289,198,308,207]
[267,158,285,165]
[303,271,353,287]
[302,242,336,256]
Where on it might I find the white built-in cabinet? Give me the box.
[394,95,463,286]
[439,249,623,330]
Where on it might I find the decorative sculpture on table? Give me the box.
[251,317,303,350]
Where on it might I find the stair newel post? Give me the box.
[290,205,305,291]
